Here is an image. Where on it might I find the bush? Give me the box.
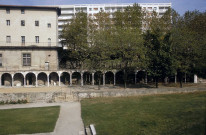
[0,99,28,105]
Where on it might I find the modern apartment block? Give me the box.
[57,3,172,34]
[0,5,61,87]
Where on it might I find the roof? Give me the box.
[0,5,61,16]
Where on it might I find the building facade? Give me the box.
[57,3,172,36]
[0,5,61,87]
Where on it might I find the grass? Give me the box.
[81,92,206,135]
[0,106,60,135]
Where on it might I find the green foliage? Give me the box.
[0,106,60,135]
[0,99,28,105]
[81,92,206,135]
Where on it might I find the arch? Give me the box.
[136,71,146,83]
[13,73,24,86]
[25,72,36,86]
[60,72,70,85]
[116,71,124,85]
[105,71,114,85]
[49,72,59,86]
[94,71,103,85]
[72,72,81,85]
[38,72,47,86]
[83,72,92,85]
[1,73,12,86]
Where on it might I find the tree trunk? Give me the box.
[123,69,127,89]
[178,72,183,88]
[155,77,159,88]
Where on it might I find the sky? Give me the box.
[0,0,205,15]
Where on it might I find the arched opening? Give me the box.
[49,72,59,86]
[72,72,81,85]
[83,72,92,85]
[94,71,103,85]
[1,73,12,86]
[25,73,36,86]
[136,71,146,83]
[127,71,135,84]
[38,72,47,86]
[13,73,24,86]
[60,72,70,85]
[105,71,114,85]
[116,71,124,85]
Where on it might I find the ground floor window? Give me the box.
[23,53,31,66]
[0,54,2,67]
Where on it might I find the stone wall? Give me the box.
[0,91,73,103]
[72,87,206,101]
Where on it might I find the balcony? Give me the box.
[0,42,58,47]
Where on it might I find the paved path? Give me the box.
[0,102,85,135]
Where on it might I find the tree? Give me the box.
[88,11,113,89]
[144,8,176,88]
[171,10,205,87]
[59,11,89,69]
[112,4,146,88]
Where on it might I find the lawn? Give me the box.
[0,106,60,135]
[81,92,206,135]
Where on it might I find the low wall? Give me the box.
[73,87,206,100]
[0,92,73,103]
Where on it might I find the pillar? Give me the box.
[24,75,26,87]
[58,74,61,86]
[103,73,105,86]
[113,72,116,86]
[47,75,50,87]
[81,73,83,86]
[194,74,198,83]
[35,74,38,87]
[11,74,14,87]
[0,75,1,87]
[70,73,72,86]
[92,73,94,85]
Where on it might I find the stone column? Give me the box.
[92,73,94,85]
[35,74,38,87]
[103,73,105,86]
[24,75,26,87]
[47,75,50,87]
[0,75,1,87]
[70,73,72,86]
[113,72,116,86]
[11,74,14,87]
[81,73,83,86]
[194,74,198,83]
[58,74,61,86]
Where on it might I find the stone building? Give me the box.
[0,5,61,87]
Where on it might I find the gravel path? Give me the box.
[0,102,85,135]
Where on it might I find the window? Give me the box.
[47,23,51,28]
[0,54,2,67]
[23,53,31,66]
[6,8,10,14]
[21,36,25,45]
[6,36,11,43]
[21,20,25,26]
[35,21,39,26]
[48,38,51,46]
[94,8,98,11]
[6,20,10,26]
[89,8,92,11]
[35,36,39,43]
[21,9,25,14]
